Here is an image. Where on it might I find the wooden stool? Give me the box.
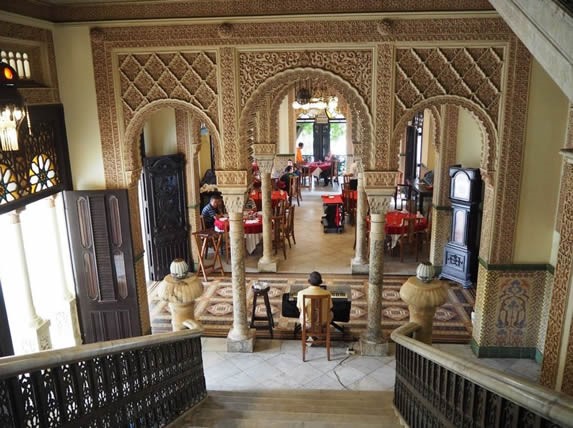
[249,283,274,337]
[192,230,224,282]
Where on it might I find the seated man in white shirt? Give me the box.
[296,271,333,327]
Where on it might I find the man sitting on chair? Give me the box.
[296,271,333,327]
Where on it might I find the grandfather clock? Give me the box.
[440,167,482,288]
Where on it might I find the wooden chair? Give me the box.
[271,215,288,260]
[284,205,296,248]
[342,188,357,225]
[217,221,231,264]
[414,210,432,257]
[199,215,207,230]
[300,165,312,189]
[192,230,224,281]
[330,159,339,184]
[396,217,418,262]
[301,294,331,362]
[273,198,287,218]
[288,175,302,206]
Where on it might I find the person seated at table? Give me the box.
[244,196,257,212]
[295,142,304,164]
[279,165,296,191]
[201,195,223,229]
[319,153,332,186]
[296,271,333,327]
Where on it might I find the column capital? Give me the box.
[8,208,25,223]
[363,170,396,214]
[217,170,249,213]
[124,168,142,188]
[191,142,202,156]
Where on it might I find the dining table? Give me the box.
[384,210,428,248]
[249,189,288,211]
[214,212,263,254]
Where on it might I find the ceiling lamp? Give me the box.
[0,63,30,152]
[292,80,327,111]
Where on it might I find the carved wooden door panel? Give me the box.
[63,190,141,343]
[0,281,14,356]
[313,123,331,161]
[141,154,190,281]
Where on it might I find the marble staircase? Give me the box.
[170,389,402,427]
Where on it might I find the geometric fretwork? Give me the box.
[118,51,218,128]
[395,47,504,128]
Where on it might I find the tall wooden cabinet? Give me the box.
[440,167,483,288]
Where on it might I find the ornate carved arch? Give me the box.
[123,99,220,175]
[391,95,497,185]
[238,67,373,167]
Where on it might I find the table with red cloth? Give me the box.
[305,161,332,174]
[249,189,288,211]
[384,210,428,248]
[214,213,263,254]
[321,194,344,233]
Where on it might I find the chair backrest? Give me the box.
[288,175,300,195]
[400,217,416,242]
[199,215,207,230]
[302,294,332,332]
[273,198,287,217]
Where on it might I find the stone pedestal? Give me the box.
[400,277,448,345]
[157,273,203,332]
[227,328,256,353]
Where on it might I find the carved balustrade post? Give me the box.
[218,170,255,352]
[43,196,81,347]
[361,171,395,356]
[352,157,368,273]
[3,209,52,354]
[253,143,277,272]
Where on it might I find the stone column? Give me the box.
[352,168,368,273]
[218,171,255,352]
[254,144,277,272]
[400,276,448,345]
[361,171,395,356]
[43,196,81,348]
[4,209,52,354]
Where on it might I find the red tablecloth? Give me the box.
[321,194,343,204]
[250,190,288,211]
[385,211,427,235]
[214,215,263,234]
[305,161,332,174]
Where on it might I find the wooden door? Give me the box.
[141,154,190,280]
[63,190,141,343]
[0,281,14,357]
[313,123,330,161]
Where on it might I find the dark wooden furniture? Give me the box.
[440,167,482,288]
[250,283,274,337]
[409,180,433,215]
[192,230,224,281]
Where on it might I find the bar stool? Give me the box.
[192,230,224,282]
[249,282,274,337]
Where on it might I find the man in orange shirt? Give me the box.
[295,142,304,164]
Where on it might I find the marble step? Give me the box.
[171,390,401,427]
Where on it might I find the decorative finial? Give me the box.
[416,262,435,283]
[170,258,189,279]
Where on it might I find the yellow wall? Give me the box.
[513,60,569,263]
[421,109,436,172]
[53,25,106,189]
[199,131,211,179]
[456,107,482,168]
[143,108,177,157]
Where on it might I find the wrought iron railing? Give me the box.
[0,329,206,427]
[391,323,573,428]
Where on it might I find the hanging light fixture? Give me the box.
[0,63,30,152]
[292,79,327,111]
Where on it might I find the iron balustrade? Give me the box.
[0,329,206,427]
[391,323,573,428]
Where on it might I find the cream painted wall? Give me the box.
[53,25,106,189]
[278,96,290,154]
[199,133,211,180]
[143,108,177,157]
[514,60,569,263]
[455,108,482,168]
[421,109,436,171]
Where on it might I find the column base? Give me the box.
[258,257,278,272]
[50,298,82,348]
[351,259,369,274]
[18,319,52,354]
[227,328,256,353]
[359,337,390,356]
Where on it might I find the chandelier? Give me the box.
[0,63,30,152]
[292,80,327,111]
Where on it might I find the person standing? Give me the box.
[295,142,304,164]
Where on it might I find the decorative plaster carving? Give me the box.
[216,170,248,186]
[365,195,392,215]
[256,159,274,174]
[252,143,276,157]
[218,23,233,38]
[363,171,398,188]
[373,44,394,170]
[219,47,241,169]
[221,192,247,214]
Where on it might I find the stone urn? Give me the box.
[400,263,448,345]
[156,259,203,331]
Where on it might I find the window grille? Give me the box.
[1,49,31,79]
